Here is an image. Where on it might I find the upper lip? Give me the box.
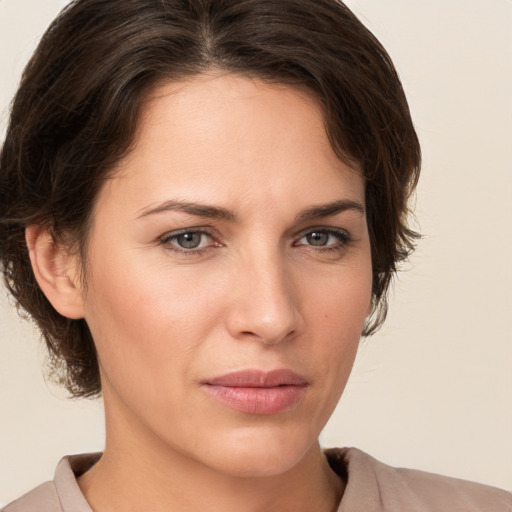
[203,369,308,388]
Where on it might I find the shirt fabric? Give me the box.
[3,448,512,511]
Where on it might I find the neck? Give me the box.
[78,401,344,512]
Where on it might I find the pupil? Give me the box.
[178,233,201,249]
[307,232,328,246]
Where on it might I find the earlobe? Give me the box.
[25,224,85,319]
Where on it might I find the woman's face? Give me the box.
[79,73,372,477]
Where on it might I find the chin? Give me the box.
[194,425,318,478]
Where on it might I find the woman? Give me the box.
[1,0,510,510]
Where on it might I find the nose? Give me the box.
[225,252,304,345]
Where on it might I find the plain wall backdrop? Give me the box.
[1,0,511,504]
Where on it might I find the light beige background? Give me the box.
[1,0,511,504]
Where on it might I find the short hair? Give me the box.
[0,0,420,398]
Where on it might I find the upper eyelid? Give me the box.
[160,227,216,240]
[295,226,351,239]
[158,226,352,246]
[160,225,351,235]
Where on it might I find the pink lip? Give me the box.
[202,369,308,415]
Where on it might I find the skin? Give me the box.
[30,73,373,512]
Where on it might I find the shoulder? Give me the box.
[2,453,99,512]
[325,447,512,512]
[1,482,61,512]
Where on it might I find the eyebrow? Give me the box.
[137,200,236,221]
[295,199,365,222]
[137,198,364,222]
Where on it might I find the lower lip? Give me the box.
[202,384,307,414]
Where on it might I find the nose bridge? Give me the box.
[227,244,302,344]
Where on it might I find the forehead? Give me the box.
[135,73,326,150]
[100,72,364,216]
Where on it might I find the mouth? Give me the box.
[201,369,308,415]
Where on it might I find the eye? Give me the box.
[296,228,351,249]
[160,230,216,252]
[174,232,204,249]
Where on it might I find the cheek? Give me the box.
[85,255,254,404]
[281,263,371,435]
[304,254,372,333]
[85,241,221,330]
[302,256,372,383]
[81,249,225,394]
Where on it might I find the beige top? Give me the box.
[3,448,512,511]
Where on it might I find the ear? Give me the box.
[25,224,85,319]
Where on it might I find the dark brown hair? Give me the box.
[0,0,420,397]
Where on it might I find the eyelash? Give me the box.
[159,227,352,255]
[294,228,353,252]
[159,229,220,255]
